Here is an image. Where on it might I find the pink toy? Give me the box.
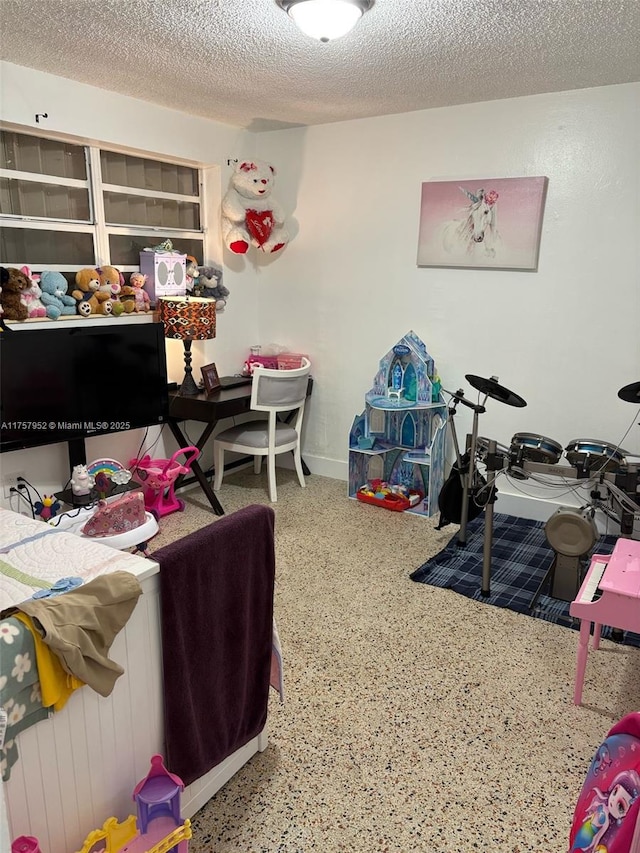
[82,491,147,537]
[77,754,190,853]
[11,838,42,853]
[129,272,151,312]
[570,537,640,705]
[133,754,184,833]
[568,713,640,852]
[129,446,200,518]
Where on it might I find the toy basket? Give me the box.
[356,479,423,512]
[277,353,308,370]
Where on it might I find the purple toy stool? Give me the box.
[133,753,184,834]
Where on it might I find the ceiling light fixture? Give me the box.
[276,0,374,43]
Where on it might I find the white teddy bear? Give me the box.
[221,159,289,255]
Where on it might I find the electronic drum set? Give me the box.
[440,374,640,602]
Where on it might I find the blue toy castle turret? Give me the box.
[348,331,447,516]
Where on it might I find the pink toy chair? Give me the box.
[129,446,200,518]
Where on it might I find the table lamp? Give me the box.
[158,296,216,395]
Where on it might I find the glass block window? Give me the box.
[103,192,200,230]
[101,151,198,195]
[0,129,204,276]
[0,177,90,220]
[1,130,87,179]
[1,227,95,266]
[109,234,205,267]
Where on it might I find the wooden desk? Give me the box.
[168,379,313,515]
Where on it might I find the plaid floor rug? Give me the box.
[410,512,640,648]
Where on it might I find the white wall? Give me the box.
[0,62,260,501]
[255,83,640,517]
[2,65,639,523]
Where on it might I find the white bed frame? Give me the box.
[2,568,267,852]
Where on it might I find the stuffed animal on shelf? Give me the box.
[129,272,151,312]
[185,255,200,293]
[119,279,136,313]
[221,159,289,255]
[98,266,126,316]
[20,277,47,318]
[196,265,229,312]
[0,266,30,320]
[18,265,46,318]
[39,271,77,320]
[71,268,111,317]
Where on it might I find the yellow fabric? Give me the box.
[14,611,84,711]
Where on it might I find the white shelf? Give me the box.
[6,312,156,331]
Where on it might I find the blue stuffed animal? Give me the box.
[40,271,77,320]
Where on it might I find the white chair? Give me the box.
[213,357,311,502]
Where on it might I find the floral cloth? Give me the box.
[0,616,48,780]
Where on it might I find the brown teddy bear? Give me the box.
[119,279,138,313]
[0,266,30,321]
[72,267,112,317]
[98,265,129,316]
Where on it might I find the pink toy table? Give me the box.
[570,538,640,704]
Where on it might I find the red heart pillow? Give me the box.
[245,209,274,247]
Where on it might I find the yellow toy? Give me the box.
[76,815,191,853]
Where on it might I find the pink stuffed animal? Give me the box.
[20,280,47,318]
[19,267,47,318]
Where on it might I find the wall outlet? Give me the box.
[2,471,26,499]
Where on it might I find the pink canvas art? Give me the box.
[417,176,548,271]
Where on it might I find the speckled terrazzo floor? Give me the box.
[150,471,640,852]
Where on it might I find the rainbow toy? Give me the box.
[86,458,133,486]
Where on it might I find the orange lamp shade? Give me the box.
[158,296,216,341]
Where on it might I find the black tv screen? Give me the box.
[0,322,169,453]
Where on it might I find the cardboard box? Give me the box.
[139,251,187,305]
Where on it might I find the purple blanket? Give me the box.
[154,504,275,786]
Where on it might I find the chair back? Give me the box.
[250,357,311,413]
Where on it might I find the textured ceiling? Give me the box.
[1,0,639,132]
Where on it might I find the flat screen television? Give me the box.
[0,322,169,461]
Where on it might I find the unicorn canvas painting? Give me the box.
[417,176,548,270]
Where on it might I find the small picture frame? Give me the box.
[201,362,221,394]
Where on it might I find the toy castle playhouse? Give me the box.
[73,755,191,853]
[348,331,447,517]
